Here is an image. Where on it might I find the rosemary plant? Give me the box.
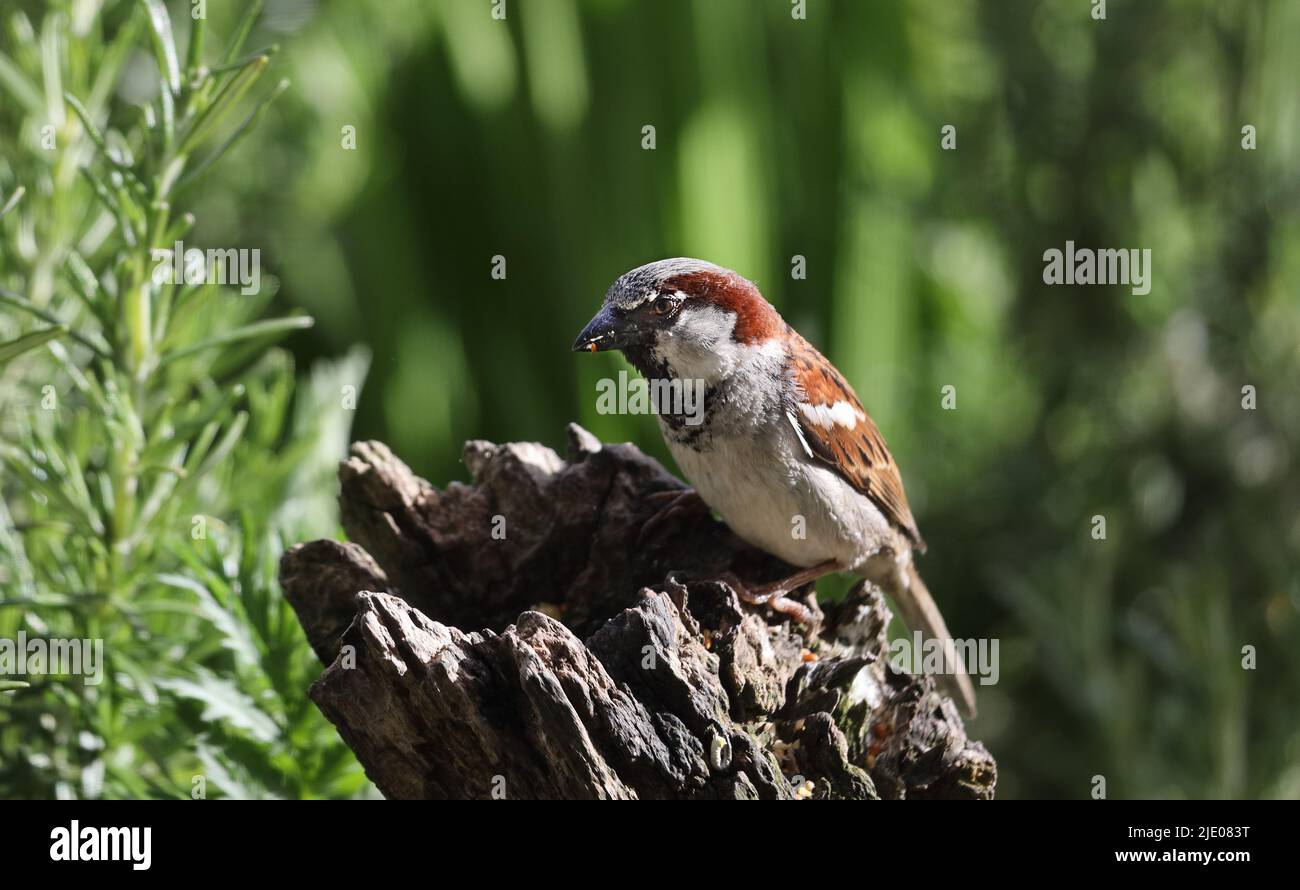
[0,0,369,798]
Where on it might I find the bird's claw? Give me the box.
[714,573,817,626]
[638,487,710,546]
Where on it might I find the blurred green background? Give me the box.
[3,0,1299,799]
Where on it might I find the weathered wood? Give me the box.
[280,424,996,800]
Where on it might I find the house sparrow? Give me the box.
[573,258,977,716]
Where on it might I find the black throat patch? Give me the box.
[621,345,723,450]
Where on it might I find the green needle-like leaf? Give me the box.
[178,54,268,155]
[186,7,207,76]
[160,315,314,366]
[0,288,111,359]
[177,78,289,191]
[139,0,182,94]
[0,186,25,219]
[221,0,265,65]
[65,92,138,175]
[0,50,42,114]
[0,325,67,366]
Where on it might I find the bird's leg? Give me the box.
[637,487,711,545]
[732,559,843,623]
[743,559,843,604]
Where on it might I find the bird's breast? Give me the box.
[661,416,896,570]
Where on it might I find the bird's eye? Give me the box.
[651,297,679,316]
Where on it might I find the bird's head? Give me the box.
[572,258,783,381]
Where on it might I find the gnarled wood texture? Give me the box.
[279,425,996,800]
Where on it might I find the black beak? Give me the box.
[572,305,639,353]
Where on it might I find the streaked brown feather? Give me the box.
[785,332,925,551]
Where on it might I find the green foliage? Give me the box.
[236,0,1299,799]
[0,0,370,799]
[3,0,1297,802]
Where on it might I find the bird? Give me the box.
[572,257,977,716]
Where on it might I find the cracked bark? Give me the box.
[279,424,996,800]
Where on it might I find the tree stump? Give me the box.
[279,424,996,800]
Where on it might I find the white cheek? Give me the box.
[676,305,735,346]
[653,305,743,382]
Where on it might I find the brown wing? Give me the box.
[785,333,925,551]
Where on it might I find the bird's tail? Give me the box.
[885,562,978,718]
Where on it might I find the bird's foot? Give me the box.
[742,584,818,625]
[712,572,817,626]
[717,559,843,626]
[637,487,711,546]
